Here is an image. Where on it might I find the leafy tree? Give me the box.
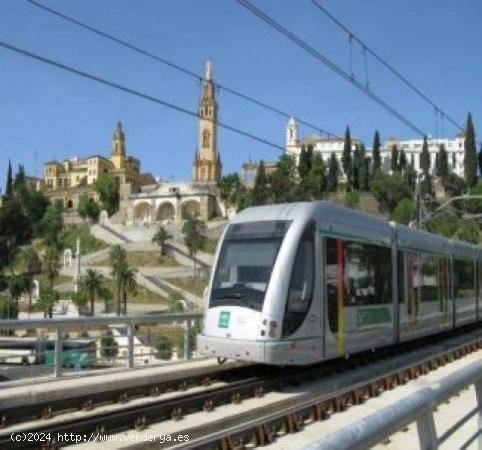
[21,248,42,313]
[217,173,241,215]
[81,268,105,316]
[342,126,352,189]
[306,152,326,199]
[327,153,339,192]
[182,216,207,277]
[19,188,49,235]
[399,150,407,174]
[152,224,172,259]
[167,291,185,313]
[436,144,449,179]
[420,136,431,177]
[464,113,477,187]
[78,195,100,222]
[372,130,382,174]
[455,220,480,244]
[71,290,88,316]
[8,275,29,313]
[371,173,412,213]
[465,179,482,214]
[391,145,399,173]
[40,202,64,250]
[391,198,415,225]
[101,288,113,313]
[95,174,119,215]
[252,160,269,206]
[42,247,60,317]
[155,333,173,360]
[270,154,297,203]
[101,330,119,359]
[37,285,59,319]
[443,173,466,197]
[345,191,360,209]
[5,160,13,199]
[0,198,31,269]
[425,211,459,238]
[0,292,18,320]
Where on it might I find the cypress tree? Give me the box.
[307,152,326,199]
[436,144,449,179]
[391,145,399,173]
[327,152,339,192]
[13,164,26,191]
[399,149,407,174]
[358,144,368,191]
[372,130,381,174]
[478,143,482,177]
[252,160,268,205]
[298,146,309,180]
[342,126,352,189]
[5,159,13,198]
[420,136,431,177]
[464,113,477,187]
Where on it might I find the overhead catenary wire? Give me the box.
[236,0,427,137]
[309,0,465,133]
[0,40,287,153]
[26,0,340,140]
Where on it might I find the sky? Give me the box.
[1,0,481,189]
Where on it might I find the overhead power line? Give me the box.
[0,40,286,152]
[26,0,339,139]
[309,0,464,133]
[237,0,427,137]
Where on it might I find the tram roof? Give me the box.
[233,201,481,257]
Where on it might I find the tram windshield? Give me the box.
[210,220,291,311]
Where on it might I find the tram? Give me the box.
[198,201,482,365]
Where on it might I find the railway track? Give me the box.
[2,327,482,449]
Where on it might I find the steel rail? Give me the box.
[3,326,482,449]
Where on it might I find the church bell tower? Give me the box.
[193,60,222,183]
[111,121,126,169]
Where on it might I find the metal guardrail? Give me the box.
[301,358,482,450]
[0,314,202,380]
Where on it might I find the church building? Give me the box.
[127,60,224,224]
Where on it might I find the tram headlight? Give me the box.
[268,321,280,338]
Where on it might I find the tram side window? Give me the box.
[454,259,476,301]
[344,241,392,306]
[326,238,392,336]
[420,253,438,302]
[283,223,315,336]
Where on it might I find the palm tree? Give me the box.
[110,245,127,316]
[152,225,172,260]
[121,267,138,315]
[42,247,60,318]
[81,269,105,316]
[21,248,42,314]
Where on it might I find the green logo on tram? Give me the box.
[218,311,231,329]
[356,307,391,327]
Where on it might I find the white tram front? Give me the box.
[197,201,482,366]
